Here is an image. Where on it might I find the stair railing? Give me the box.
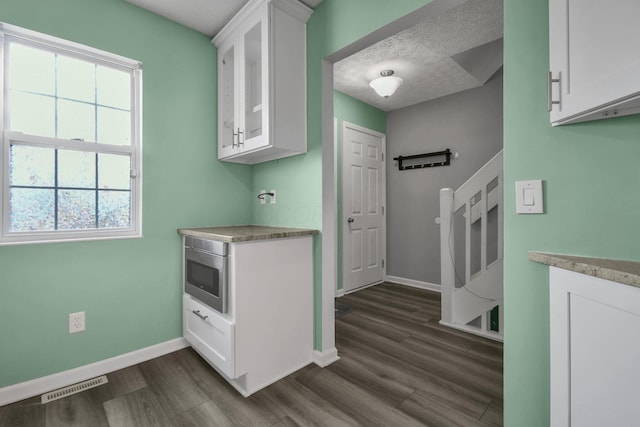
[440,150,503,341]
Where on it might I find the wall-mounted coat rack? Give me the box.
[393,149,452,171]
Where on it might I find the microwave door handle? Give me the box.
[186,247,219,264]
[188,247,225,258]
[189,247,211,255]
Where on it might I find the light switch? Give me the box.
[516,180,543,214]
[523,188,535,206]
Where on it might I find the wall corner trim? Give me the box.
[385,275,442,293]
[313,348,340,367]
[0,338,189,406]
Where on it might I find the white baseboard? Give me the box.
[385,275,441,293]
[342,280,383,295]
[0,337,189,406]
[313,347,340,367]
[439,320,503,342]
[335,288,345,297]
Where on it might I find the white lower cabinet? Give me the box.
[183,236,313,397]
[550,267,640,426]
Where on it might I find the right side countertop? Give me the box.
[529,252,640,289]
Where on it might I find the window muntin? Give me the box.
[8,143,132,232]
[8,42,133,144]
[1,23,142,245]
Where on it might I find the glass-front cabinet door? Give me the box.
[218,39,237,159]
[214,0,309,164]
[217,7,269,159]
[238,9,269,152]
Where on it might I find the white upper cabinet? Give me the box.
[213,0,311,164]
[548,0,640,125]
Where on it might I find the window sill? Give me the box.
[0,231,143,246]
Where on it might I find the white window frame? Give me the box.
[0,23,142,245]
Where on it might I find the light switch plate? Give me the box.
[516,180,544,214]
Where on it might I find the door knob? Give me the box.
[347,217,354,223]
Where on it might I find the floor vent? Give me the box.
[41,375,108,404]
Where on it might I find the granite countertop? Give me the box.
[177,225,319,243]
[529,252,640,288]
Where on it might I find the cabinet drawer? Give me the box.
[183,295,235,378]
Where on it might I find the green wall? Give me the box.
[333,90,386,291]
[0,0,253,387]
[503,1,640,425]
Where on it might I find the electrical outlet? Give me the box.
[270,189,276,204]
[69,311,85,334]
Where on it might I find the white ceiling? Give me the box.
[334,0,503,111]
[126,0,323,37]
[126,0,502,113]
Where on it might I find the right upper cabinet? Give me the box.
[548,0,640,126]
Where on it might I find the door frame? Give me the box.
[319,0,466,365]
[341,120,386,294]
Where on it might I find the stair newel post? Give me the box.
[440,188,455,325]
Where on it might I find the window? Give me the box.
[0,23,142,245]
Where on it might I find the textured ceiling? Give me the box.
[334,0,503,112]
[126,0,323,36]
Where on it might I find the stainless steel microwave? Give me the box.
[184,236,228,314]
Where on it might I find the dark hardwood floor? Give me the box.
[0,283,503,426]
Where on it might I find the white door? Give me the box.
[342,122,385,292]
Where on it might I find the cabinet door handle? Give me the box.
[238,129,244,147]
[547,71,561,112]
[232,129,238,148]
[192,310,209,321]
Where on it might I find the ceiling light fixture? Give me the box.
[369,69,403,98]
